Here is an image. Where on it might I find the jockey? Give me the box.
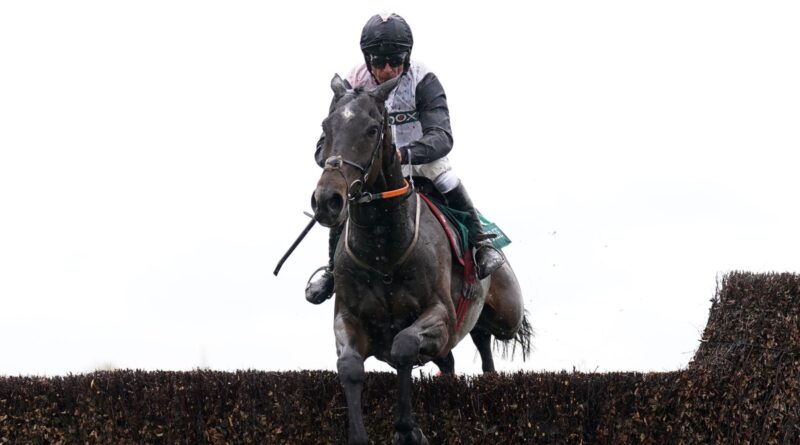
[306,12,505,304]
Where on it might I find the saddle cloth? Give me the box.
[418,193,511,258]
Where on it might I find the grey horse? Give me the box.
[311,74,531,445]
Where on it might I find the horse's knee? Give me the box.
[391,332,421,368]
[337,354,365,385]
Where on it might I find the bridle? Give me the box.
[323,107,410,205]
[321,104,417,282]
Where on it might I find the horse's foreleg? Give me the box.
[390,304,447,445]
[335,313,369,445]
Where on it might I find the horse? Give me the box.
[311,73,531,445]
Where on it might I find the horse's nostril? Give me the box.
[310,193,318,212]
[327,194,344,215]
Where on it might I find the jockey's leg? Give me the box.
[305,224,342,304]
[444,181,505,279]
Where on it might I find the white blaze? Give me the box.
[341,105,355,121]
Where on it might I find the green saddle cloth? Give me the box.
[435,204,512,253]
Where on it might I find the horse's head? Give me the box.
[311,74,400,227]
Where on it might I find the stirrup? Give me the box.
[305,265,334,304]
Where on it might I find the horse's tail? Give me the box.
[493,310,534,361]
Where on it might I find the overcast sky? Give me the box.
[1,1,799,377]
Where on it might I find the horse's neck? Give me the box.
[347,197,416,268]
[348,163,415,265]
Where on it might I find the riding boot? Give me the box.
[305,225,341,304]
[444,182,505,279]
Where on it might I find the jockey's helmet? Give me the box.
[360,13,413,71]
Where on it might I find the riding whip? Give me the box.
[273,214,317,276]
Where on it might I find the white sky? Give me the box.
[1,1,799,377]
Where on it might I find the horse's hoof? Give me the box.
[392,427,429,445]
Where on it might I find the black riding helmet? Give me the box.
[360,13,413,73]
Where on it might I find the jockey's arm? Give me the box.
[396,72,453,165]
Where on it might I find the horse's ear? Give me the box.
[369,76,401,102]
[331,74,347,101]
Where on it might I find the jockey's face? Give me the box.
[367,52,406,84]
[370,62,404,84]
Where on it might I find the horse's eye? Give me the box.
[367,127,379,137]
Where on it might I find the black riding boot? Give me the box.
[305,225,341,304]
[444,182,505,279]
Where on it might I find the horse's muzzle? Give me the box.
[311,186,346,227]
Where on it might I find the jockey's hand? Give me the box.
[396,145,409,164]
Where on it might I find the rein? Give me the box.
[352,178,410,204]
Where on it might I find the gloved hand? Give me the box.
[396,145,410,164]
